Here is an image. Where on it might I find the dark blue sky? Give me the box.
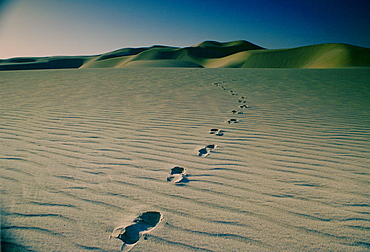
[0,0,369,58]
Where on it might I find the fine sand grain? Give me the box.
[1,68,369,251]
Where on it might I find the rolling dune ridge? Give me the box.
[1,40,369,70]
[1,68,369,251]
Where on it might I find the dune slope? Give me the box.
[241,43,370,68]
[0,56,90,70]
[1,40,369,70]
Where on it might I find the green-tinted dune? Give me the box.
[0,56,89,70]
[1,41,369,70]
[240,43,370,68]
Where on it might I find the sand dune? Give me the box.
[1,68,369,251]
[123,60,203,68]
[240,43,370,68]
[1,40,369,70]
[0,56,90,70]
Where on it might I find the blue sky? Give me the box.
[0,0,369,58]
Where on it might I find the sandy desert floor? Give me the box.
[1,68,369,251]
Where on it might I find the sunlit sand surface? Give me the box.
[1,68,369,251]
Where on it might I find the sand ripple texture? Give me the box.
[1,68,370,251]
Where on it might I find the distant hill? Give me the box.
[1,40,369,70]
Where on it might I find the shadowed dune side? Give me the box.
[194,40,264,51]
[84,41,369,69]
[182,40,264,60]
[82,40,264,69]
[81,40,263,68]
[79,47,158,68]
[1,40,369,70]
[0,56,90,70]
[97,47,152,60]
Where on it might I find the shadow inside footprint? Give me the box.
[111,211,162,251]
[210,129,224,136]
[210,128,218,134]
[216,130,224,136]
[170,166,185,174]
[227,119,238,124]
[198,147,208,156]
[198,145,217,157]
[232,110,243,114]
[167,166,188,184]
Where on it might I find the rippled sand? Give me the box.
[1,68,369,251]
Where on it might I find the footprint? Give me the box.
[209,129,224,136]
[198,147,208,156]
[198,144,217,157]
[232,110,243,114]
[227,119,238,124]
[110,211,163,251]
[167,166,188,184]
[206,144,216,149]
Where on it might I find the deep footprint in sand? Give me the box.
[198,144,217,157]
[110,211,163,251]
[227,119,238,124]
[210,128,224,136]
[239,104,249,109]
[167,166,188,184]
[232,110,243,114]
